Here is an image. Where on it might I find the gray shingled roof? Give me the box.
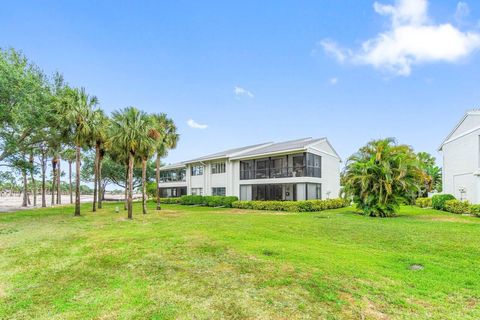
[231,137,325,158]
[185,142,271,163]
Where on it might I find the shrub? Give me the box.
[431,194,456,211]
[179,195,238,208]
[444,200,471,214]
[159,197,182,204]
[470,205,480,217]
[180,195,204,205]
[231,198,347,212]
[415,197,432,208]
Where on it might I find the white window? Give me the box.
[191,188,203,195]
[211,162,226,174]
[212,187,226,196]
[191,165,204,176]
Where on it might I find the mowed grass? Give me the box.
[0,202,479,319]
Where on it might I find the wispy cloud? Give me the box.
[234,86,254,98]
[455,2,470,25]
[318,0,480,76]
[187,119,208,129]
[329,77,339,85]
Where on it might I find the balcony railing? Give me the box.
[240,166,321,180]
[159,177,186,183]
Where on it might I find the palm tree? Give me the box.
[61,148,76,204]
[62,87,98,216]
[89,109,109,212]
[110,107,154,219]
[151,113,179,210]
[341,138,423,217]
[137,117,161,215]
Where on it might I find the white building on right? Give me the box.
[439,110,480,203]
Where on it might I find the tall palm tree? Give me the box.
[89,109,109,212]
[342,138,423,217]
[62,87,98,216]
[110,107,154,219]
[151,113,179,210]
[137,117,161,215]
[61,148,76,204]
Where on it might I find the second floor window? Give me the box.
[211,162,226,174]
[191,165,204,176]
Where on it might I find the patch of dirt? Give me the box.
[218,209,292,215]
[339,292,390,320]
[362,297,390,320]
[416,216,477,224]
[158,210,182,217]
[0,284,6,298]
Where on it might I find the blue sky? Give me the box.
[1,0,480,166]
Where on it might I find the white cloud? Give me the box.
[234,86,254,98]
[187,119,208,129]
[455,2,470,24]
[319,40,350,63]
[320,0,480,76]
[329,77,339,85]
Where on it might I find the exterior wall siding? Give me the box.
[442,127,480,203]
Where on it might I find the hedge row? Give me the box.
[232,198,348,212]
[415,194,480,217]
[177,195,239,207]
[158,197,182,204]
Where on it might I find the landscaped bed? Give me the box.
[1,202,479,319]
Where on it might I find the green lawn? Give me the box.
[0,203,479,319]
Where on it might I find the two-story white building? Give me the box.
[159,137,341,201]
[439,110,480,203]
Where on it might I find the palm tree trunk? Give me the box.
[156,153,161,210]
[69,160,73,204]
[57,158,61,204]
[22,167,28,207]
[74,145,81,216]
[142,158,147,214]
[124,163,128,211]
[51,157,57,206]
[127,153,134,219]
[98,155,103,209]
[41,152,46,207]
[93,144,99,212]
[29,153,37,207]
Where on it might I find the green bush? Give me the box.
[159,197,182,204]
[470,205,480,217]
[179,195,238,208]
[180,195,204,205]
[444,200,471,214]
[431,194,456,211]
[231,198,347,212]
[415,197,432,208]
[146,182,158,199]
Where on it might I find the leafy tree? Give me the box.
[342,138,424,217]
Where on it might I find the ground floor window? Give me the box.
[212,187,226,196]
[159,187,187,198]
[306,183,322,200]
[191,188,203,195]
[251,184,296,201]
